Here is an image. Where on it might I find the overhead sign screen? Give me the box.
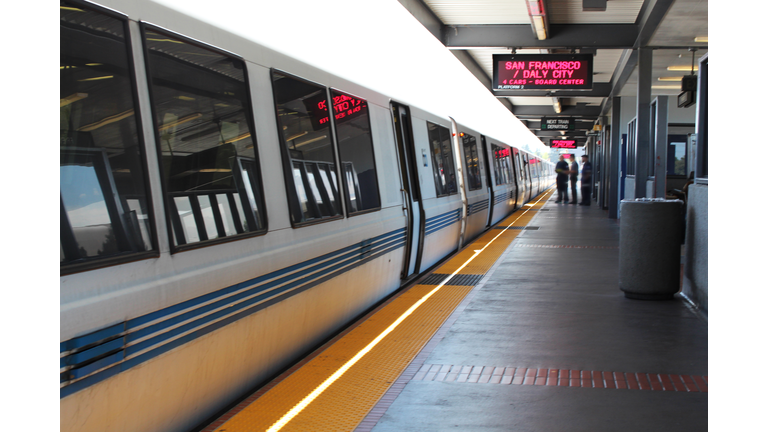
[493,54,593,91]
[551,139,577,149]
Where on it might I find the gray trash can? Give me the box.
[619,198,684,300]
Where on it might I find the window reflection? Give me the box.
[427,122,457,197]
[60,2,155,269]
[273,72,342,224]
[143,26,266,246]
[462,134,482,190]
[330,90,381,213]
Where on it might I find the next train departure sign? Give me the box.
[492,54,593,91]
[551,139,577,149]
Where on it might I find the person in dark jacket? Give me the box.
[568,154,579,205]
[555,155,569,203]
[579,155,592,206]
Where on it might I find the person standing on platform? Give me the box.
[579,155,592,206]
[555,155,569,203]
[568,154,579,205]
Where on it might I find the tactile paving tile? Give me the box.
[515,244,618,249]
[411,364,708,392]
[419,273,485,287]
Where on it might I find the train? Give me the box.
[59,0,555,431]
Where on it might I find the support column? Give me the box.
[609,97,621,218]
[634,48,652,198]
[599,115,609,209]
[653,96,668,198]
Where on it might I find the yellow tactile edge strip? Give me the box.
[211,188,555,432]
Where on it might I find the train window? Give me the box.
[330,90,381,213]
[272,71,342,224]
[462,133,482,190]
[492,144,511,185]
[427,122,457,197]
[142,26,267,248]
[60,1,156,272]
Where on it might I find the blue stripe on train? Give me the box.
[60,228,407,398]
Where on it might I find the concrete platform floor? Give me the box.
[362,197,708,432]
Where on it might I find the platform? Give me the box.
[200,189,708,432]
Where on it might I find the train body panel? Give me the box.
[59,1,555,431]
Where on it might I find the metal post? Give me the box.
[599,115,608,209]
[634,48,652,198]
[653,96,668,197]
[609,97,621,218]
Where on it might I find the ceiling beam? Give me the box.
[535,130,591,137]
[444,24,638,49]
[634,0,676,48]
[396,0,445,42]
[512,105,603,116]
[599,0,676,114]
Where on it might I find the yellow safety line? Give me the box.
[213,188,555,432]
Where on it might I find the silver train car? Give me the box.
[60,0,555,430]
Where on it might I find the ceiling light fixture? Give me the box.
[694,37,708,43]
[658,76,683,81]
[652,85,681,89]
[526,0,548,40]
[668,65,699,72]
[552,97,562,114]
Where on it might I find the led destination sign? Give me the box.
[493,54,593,91]
[551,139,577,149]
[541,117,575,130]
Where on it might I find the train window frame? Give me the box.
[139,23,269,253]
[426,121,458,197]
[271,69,345,228]
[60,0,159,275]
[329,87,382,216]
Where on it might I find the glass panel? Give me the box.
[143,26,266,247]
[669,141,687,175]
[330,90,381,212]
[439,127,457,194]
[60,164,117,259]
[462,134,481,190]
[427,122,456,196]
[60,1,155,267]
[273,72,341,224]
[492,144,512,185]
[427,122,446,196]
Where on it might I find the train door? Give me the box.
[480,136,494,228]
[522,153,532,202]
[391,102,424,281]
[512,148,522,208]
